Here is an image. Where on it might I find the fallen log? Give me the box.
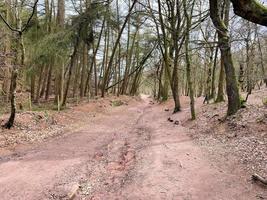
[252,174,267,186]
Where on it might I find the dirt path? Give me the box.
[0,96,264,200]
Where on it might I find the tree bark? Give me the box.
[216,58,225,102]
[4,69,17,129]
[62,32,80,106]
[4,32,21,128]
[210,0,241,115]
[183,0,196,120]
[45,64,52,100]
[80,43,88,98]
[230,0,267,26]
[211,46,219,99]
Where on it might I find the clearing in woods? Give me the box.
[0,95,265,200]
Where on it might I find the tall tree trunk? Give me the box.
[3,0,11,102]
[101,0,137,97]
[4,32,21,128]
[35,65,44,104]
[39,66,48,99]
[183,0,196,120]
[210,0,240,115]
[216,58,225,102]
[72,55,80,98]
[120,1,133,95]
[255,26,267,87]
[56,0,65,27]
[84,20,104,97]
[62,34,80,106]
[30,70,36,102]
[4,69,17,129]
[172,58,181,112]
[45,64,52,100]
[80,43,88,98]
[121,28,138,95]
[56,0,65,106]
[245,28,253,98]
[2,0,38,128]
[211,46,219,99]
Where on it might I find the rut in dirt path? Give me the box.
[0,96,265,200]
[92,98,265,200]
[0,98,149,200]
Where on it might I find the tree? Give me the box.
[155,0,183,112]
[101,0,138,97]
[0,0,39,128]
[209,0,241,116]
[183,0,196,120]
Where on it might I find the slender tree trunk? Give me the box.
[62,34,79,106]
[211,46,219,99]
[216,58,225,102]
[101,0,137,97]
[4,31,21,128]
[84,20,104,97]
[183,0,196,120]
[120,2,133,95]
[245,37,253,98]
[39,66,48,98]
[172,59,181,112]
[121,30,138,95]
[72,56,80,98]
[94,49,98,96]
[4,69,17,129]
[255,26,267,87]
[157,62,163,100]
[56,0,65,106]
[3,0,11,102]
[80,43,88,98]
[45,64,52,100]
[205,58,212,103]
[30,71,35,102]
[35,65,44,103]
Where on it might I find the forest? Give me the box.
[0,0,266,199]
[0,0,266,126]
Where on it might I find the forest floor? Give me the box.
[0,91,266,200]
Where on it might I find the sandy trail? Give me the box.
[0,96,264,200]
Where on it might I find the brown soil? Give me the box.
[0,94,266,199]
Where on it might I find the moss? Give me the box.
[111,100,124,107]
[240,96,246,108]
[263,97,267,106]
[253,0,267,12]
[232,0,267,25]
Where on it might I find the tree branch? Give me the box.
[230,0,267,26]
[21,0,39,33]
[0,0,39,33]
[105,43,158,91]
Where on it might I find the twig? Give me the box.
[0,0,39,33]
[252,174,267,186]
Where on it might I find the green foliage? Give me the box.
[28,30,74,69]
[111,100,124,107]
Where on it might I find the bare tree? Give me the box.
[0,0,39,128]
